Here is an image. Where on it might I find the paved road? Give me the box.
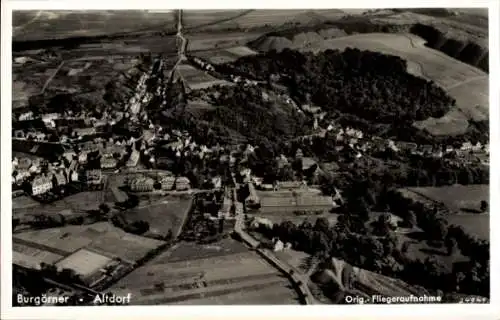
[233,211,317,304]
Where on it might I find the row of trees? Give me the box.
[22,203,111,230]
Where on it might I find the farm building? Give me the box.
[275,180,307,191]
[259,193,333,214]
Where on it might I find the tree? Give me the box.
[405,210,417,228]
[480,200,488,213]
[165,229,173,241]
[373,213,392,236]
[99,203,110,215]
[401,241,410,254]
[335,214,350,233]
[430,219,448,241]
[313,231,331,254]
[445,237,458,256]
[347,196,370,221]
[313,217,330,234]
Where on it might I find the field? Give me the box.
[46,57,129,93]
[183,10,346,32]
[13,191,104,221]
[310,33,488,136]
[12,62,58,100]
[193,46,258,65]
[177,64,232,90]
[13,10,176,41]
[13,222,166,265]
[273,249,311,273]
[182,10,252,30]
[109,238,300,305]
[406,184,489,214]
[187,32,262,52]
[12,196,40,210]
[125,195,193,237]
[403,184,489,240]
[13,35,178,105]
[55,248,113,277]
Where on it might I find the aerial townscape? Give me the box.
[11,8,489,306]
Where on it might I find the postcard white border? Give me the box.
[1,0,499,319]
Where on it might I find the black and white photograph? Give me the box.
[1,1,499,318]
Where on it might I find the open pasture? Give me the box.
[314,33,488,135]
[125,196,193,237]
[406,184,489,214]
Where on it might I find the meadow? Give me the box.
[404,184,489,240]
[125,195,193,238]
[109,239,300,305]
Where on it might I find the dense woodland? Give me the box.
[221,48,454,122]
[255,175,489,298]
[216,48,489,145]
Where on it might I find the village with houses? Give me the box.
[10,9,490,307]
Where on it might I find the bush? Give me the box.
[426,239,444,248]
